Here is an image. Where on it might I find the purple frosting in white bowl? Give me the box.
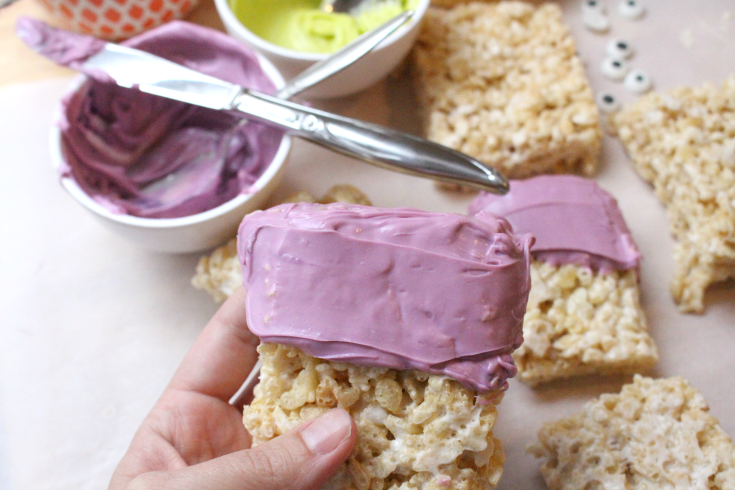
[41,20,291,253]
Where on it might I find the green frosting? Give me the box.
[230,0,418,54]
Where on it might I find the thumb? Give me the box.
[131,408,356,490]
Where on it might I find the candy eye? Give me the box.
[582,0,605,12]
[607,39,634,60]
[624,69,652,93]
[602,58,629,81]
[583,11,611,32]
[619,0,645,19]
[596,93,620,113]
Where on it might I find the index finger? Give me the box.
[168,287,259,402]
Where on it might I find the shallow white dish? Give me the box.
[214,0,431,99]
[49,55,291,254]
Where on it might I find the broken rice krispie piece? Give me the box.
[514,262,658,386]
[412,2,602,179]
[246,343,506,490]
[614,75,735,313]
[530,375,735,489]
[192,184,372,301]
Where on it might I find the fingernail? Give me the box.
[301,408,352,455]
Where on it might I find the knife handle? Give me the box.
[233,91,509,194]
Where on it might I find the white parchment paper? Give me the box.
[1,1,734,488]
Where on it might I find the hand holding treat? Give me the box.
[238,202,534,489]
[107,288,357,490]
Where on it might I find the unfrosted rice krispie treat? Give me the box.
[192,184,372,302]
[529,375,735,489]
[614,76,735,313]
[412,2,602,179]
[237,203,534,489]
[470,176,658,386]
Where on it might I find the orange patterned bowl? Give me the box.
[37,0,199,40]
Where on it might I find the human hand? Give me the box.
[108,287,356,490]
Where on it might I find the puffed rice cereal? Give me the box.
[529,375,735,489]
[246,343,507,490]
[614,75,735,313]
[514,262,658,386]
[412,2,602,179]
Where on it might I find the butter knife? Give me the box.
[27,27,509,193]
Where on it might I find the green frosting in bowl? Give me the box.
[230,0,418,54]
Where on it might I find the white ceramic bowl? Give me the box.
[50,55,291,254]
[214,0,431,99]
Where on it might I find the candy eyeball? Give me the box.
[583,11,611,32]
[624,69,653,93]
[582,0,605,13]
[619,0,645,19]
[596,93,620,113]
[607,39,634,60]
[602,57,629,81]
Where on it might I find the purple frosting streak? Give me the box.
[237,203,534,393]
[16,17,106,70]
[19,19,283,219]
[469,175,641,274]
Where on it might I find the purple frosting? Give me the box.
[469,175,641,273]
[238,203,534,393]
[16,17,105,70]
[18,19,284,219]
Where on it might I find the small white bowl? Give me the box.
[214,0,431,99]
[50,55,291,254]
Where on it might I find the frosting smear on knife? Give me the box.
[469,175,640,273]
[16,17,106,71]
[238,202,534,392]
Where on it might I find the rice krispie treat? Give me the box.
[237,203,533,489]
[529,375,735,489]
[192,184,372,302]
[245,343,506,490]
[614,76,735,313]
[412,2,602,179]
[470,176,658,386]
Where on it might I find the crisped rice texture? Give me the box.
[244,343,506,490]
[514,262,658,386]
[192,185,372,302]
[430,0,495,7]
[191,238,241,303]
[614,76,735,313]
[412,2,601,179]
[529,375,735,490]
